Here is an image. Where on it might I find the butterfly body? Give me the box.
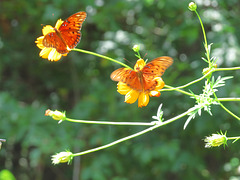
[42,11,87,54]
[111,56,173,93]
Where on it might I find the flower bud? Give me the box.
[202,67,212,79]
[51,151,73,165]
[188,2,197,11]
[204,133,227,148]
[45,109,66,121]
[132,44,140,52]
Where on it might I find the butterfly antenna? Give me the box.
[143,53,149,63]
[143,53,147,59]
[123,58,134,66]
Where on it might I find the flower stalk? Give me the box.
[72,48,132,69]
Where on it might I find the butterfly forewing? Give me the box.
[142,56,173,77]
[59,11,87,49]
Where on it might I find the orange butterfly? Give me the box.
[111,56,173,92]
[42,11,87,54]
[110,57,173,107]
[35,12,87,61]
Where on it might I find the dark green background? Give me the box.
[1,0,240,179]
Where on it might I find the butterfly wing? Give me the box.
[42,31,68,54]
[142,56,173,91]
[142,56,173,77]
[110,68,142,91]
[111,56,173,92]
[59,11,87,49]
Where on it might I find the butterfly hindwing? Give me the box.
[142,73,158,92]
[141,56,173,91]
[59,11,87,49]
[43,32,68,54]
[110,68,142,91]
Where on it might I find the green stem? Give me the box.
[228,136,240,140]
[218,102,240,120]
[218,98,240,102]
[214,67,240,71]
[162,70,212,92]
[163,85,194,96]
[210,81,240,120]
[194,10,210,65]
[162,66,240,93]
[73,107,195,156]
[72,48,132,69]
[66,118,155,126]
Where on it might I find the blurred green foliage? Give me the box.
[0,169,16,180]
[1,0,240,179]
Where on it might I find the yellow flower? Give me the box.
[117,59,165,107]
[117,77,165,107]
[35,19,68,61]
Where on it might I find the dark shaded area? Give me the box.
[1,0,240,179]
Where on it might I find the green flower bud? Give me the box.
[45,109,66,121]
[188,2,197,11]
[132,44,140,52]
[52,151,73,165]
[204,133,227,148]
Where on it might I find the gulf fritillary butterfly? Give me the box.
[42,11,87,54]
[110,56,173,92]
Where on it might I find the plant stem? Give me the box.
[162,70,212,92]
[214,67,240,71]
[218,102,240,120]
[72,48,132,69]
[66,118,155,126]
[228,136,240,140]
[162,66,240,93]
[194,10,210,65]
[163,85,194,96]
[73,107,195,156]
[218,98,240,102]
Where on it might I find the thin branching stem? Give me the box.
[194,10,211,65]
[66,118,156,126]
[218,102,240,120]
[73,107,197,156]
[72,48,132,69]
[218,98,240,102]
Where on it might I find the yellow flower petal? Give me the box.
[149,77,164,97]
[125,89,139,104]
[35,36,44,49]
[55,19,64,29]
[117,82,132,95]
[138,92,149,107]
[154,77,165,90]
[134,59,146,71]
[149,91,161,97]
[39,48,52,58]
[48,49,62,61]
[42,25,55,36]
